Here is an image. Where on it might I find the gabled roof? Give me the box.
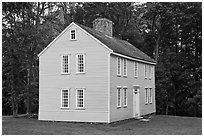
[75,23,156,63]
[38,22,156,64]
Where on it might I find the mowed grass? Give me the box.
[2,115,201,135]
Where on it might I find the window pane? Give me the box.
[62,89,69,108]
[62,55,69,73]
[77,89,84,108]
[77,54,85,73]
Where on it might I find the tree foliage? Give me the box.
[2,2,202,117]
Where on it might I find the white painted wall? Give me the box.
[109,54,156,122]
[39,24,110,123]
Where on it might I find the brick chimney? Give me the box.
[93,18,113,37]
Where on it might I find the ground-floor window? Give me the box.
[76,89,85,108]
[117,88,121,108]
[61,89,69,108]
[123,88,127,107]
[149,88,152,104]
[145,88,148,104]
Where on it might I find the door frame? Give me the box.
[133,86,140,117]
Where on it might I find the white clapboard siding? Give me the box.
[39,24,110,123]
[109,54,156,122]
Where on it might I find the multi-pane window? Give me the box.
[123,88,127,107]
[76,54,85,73]
[144,64,147,79]
[117,57,121,76]
[152,66,154,79]
[70,30,76,40]
[76,89,84,108]
[61,55,70,74]
[123,59,127,76]
[145,88,148,104]
[134,62,138,78]
[149,88,152,104]
[149,65,152,79]
[117,88,121,107]
[61,89,69,108]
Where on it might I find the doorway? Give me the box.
[133,88,140,117]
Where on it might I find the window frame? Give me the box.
[117,57,122,76]
[134,62,138,78]
[117,87,122,108]
[76,88,85,109]
[123,59,127,77]
[149,65,152,80]
[123,87,127,107]
[145,88,148,104]
[60,89,70,108]
[149,88,153,104]
[61,54,70,74]
[76,53,86,74]
[70,29,76,40]
[144,64,147,79]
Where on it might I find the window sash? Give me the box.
[123,59,127,76]
[149,88,152,104]
[61,55,70,74]
[117,88,121,107]
[70,30,76,40]
[144,64,147,78]
[134,62,138,77]
[76,89,85,108]
[76,54,85,73]
[145,88,148,104]
[61,89,69,108]
[149,65,151,79]
[123,88,127,106]
[117,57,121,75]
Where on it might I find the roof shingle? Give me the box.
[76,23,156,63]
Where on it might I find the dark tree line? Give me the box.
[2,2,202,117]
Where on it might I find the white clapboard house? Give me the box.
[38,18,156,123]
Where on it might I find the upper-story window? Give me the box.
[149,65,152,79]
[117,57,121,76]
[134,62,138,78]
[61,55,70,74]
[144,64,147,79]
[76,54,85,73]
[123,59,127,76]
[70,30,76,40]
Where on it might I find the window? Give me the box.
[76,89,85,108]
[152,66,154,79]
[61,89,69,108]
[144,64,147,79]
[76,54,85,73]
[61,55,70,74]
[117,88,121,107]
[123,88,127,107]
[123,59,127,76]
[145,88,148,104]
[149,65,151,79]
[70,30,76,40]
[117,57,121,76]
[149,88,152,104]
[134,62,138,78]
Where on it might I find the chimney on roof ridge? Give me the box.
[93,18,113,37]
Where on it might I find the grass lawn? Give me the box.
[2,115,202,135]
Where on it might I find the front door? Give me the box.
[133,88,140,117]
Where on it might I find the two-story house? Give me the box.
[38,18,156,123]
